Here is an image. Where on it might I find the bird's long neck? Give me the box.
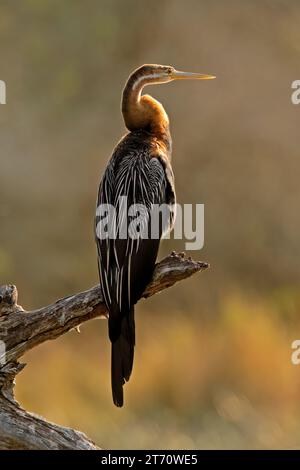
[122,71,170,143]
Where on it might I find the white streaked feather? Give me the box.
[96,146,174,312]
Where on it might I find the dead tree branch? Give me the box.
[0,252,208,450]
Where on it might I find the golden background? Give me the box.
[1,0,300,449]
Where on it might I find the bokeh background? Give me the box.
[1,0,300,449]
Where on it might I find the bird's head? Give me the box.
[130,64,216,87]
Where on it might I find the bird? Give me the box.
[95,64,215,407]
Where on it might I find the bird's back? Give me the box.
[96,130,173,312]
[96,130,175,406]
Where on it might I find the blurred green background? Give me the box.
[1,0,300,449]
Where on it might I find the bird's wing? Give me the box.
[95,149,174,327]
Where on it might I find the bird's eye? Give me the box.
[0,295,3,304]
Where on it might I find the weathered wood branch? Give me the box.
[0,252,209,450]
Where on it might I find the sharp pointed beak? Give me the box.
[171,70,216,80]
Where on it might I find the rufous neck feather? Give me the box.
[122,70,169,137]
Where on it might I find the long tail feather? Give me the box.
[111,306,135,407]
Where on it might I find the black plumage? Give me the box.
[96,131,175,407]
